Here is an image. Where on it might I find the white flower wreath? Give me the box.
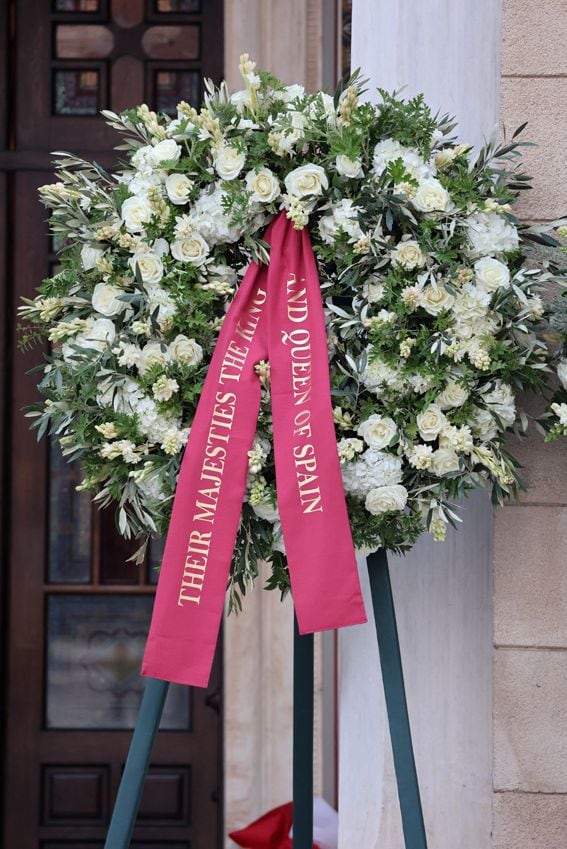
[20,55,561,607]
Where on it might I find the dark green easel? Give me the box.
[103,550,427,849]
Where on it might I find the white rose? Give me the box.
[474,256,511,293]
[419,284,454,315]
[165,173,192,205]
[336,155,363,178]
[149,139,181,166]
[245,167,280,203]
[171,233,209,266]
[284,164,329,198]
[92,282,128,317]
[431,448,461,476]
[436,380,469,410]
[252,497,279,523]
[416,404,447,441]
[121,196,153,233]
[169,334,203,366]
[357,415,397,450]
[81,242,105,270]
[281,84,305,102]
[557,359,567,390]
[362,278,385,304]
[129,250,164,285]
[77,317,116,352]
[365,484,408,514]
[138,341,170,374]
[214,144,246,181]
[412,178,452,213]
[391,239,426,269]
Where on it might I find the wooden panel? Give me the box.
[138,767,191,824]
[42,766,109,825]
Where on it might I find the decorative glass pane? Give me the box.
[46,595,191,729]
[147,536,165,585]
[154,69,199,114]
[54,0,101,10]
[99,505,143,585]
[53,69,100,115]
[155,0,200,12]
[56,25,114,59]
[142,25,199,59]
[48,442,91,584]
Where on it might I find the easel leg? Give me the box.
[104,677,169,849]
[368,548,428,849]
[293,617,314,849]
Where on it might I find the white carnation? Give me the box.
[138,341,170,375]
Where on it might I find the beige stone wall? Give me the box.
[495,3,567,845]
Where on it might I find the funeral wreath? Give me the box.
[20,56,564,608]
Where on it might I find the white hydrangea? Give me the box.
[466,211,519,257]
[318,199,363,245]
[372,139,434,180]
[482,380,516,428]
[362,348,405,394]
[342,448,403,498]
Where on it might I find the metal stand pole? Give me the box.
[368,548,428,849]
[292,616,314,849]
[104,677,169,849]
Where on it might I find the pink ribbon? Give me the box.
[142,212,367,687]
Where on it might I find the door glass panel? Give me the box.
[54,0,101,10]
[46,595,191,729]
[53,69,101,115]
[154,69,199,114]
[48,442,92,584]
[155,0,200,11]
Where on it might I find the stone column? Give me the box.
[338,2,502,846]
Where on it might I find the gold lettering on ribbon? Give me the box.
[284,273,323,515]
[178,286,267,607]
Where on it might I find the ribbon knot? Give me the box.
[143,212,366,687]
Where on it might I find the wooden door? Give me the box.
[1,2,224,847]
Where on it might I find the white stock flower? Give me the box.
[411,178,452,213]
[252,497,279,523]
[391,239,426,270]
[171,232,209,265]
[129,250,164,285]
[419,284,454,315]
[149,139,181,166]
[407,443,434,469]
[335,155,363,178]
[92,282,129,317]
[416,404,447,441]
[284,164,328,198]
[245,167,280,203]
[483,381,516,428]
[214,144,246,180]
[557,359,567,390]
[81,242,105,270]
[152,375,179,402]
[165,173,193,205]
[466,211,519,257]
[436,380,469,410]
[474,256,511,293]
[169,335,203,366]
[551,402,567,425]
[357,415,397,450]
[121,196,153,233]
[365,484,408,514]
[362,277,385,303]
